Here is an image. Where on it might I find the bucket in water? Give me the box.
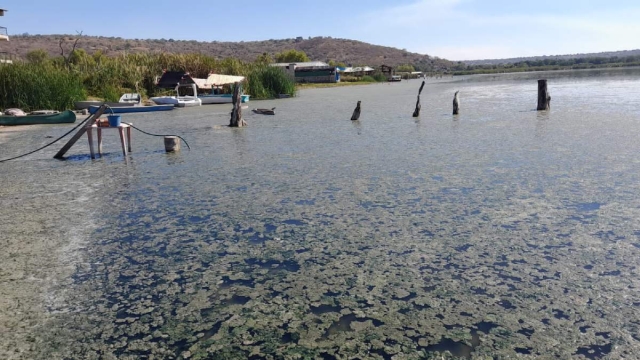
[107,115,121,127]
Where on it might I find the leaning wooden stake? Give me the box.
[351,101,361,120]
[453,91,460,115]
[537,79,551,110]
[54,105,107,159]
[229,82,247,127]
[412,81,426,117]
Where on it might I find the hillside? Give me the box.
[4,35,455,71]
[464,49,640,66]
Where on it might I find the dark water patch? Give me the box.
[475,321,499,334]
[283,219,305,226]
[422,337,473,359]
[244,258,301,272]
[264,223,277,232]
[460,312,473,317]
[322,314,357,339]
[295,199,316,205]
[222,295,251,306]
[220,276,255,288]
[574,343,612,359]
[420,229,435,237]
[595,230,625,242]
[574,202,601,212]
[494,261,509,267]
[596,332,611,339]
[369,349,393,360]
[311,304,342,315]
[515,347,533,355]
[325,290,341,297]
[414,303,431,311]
[518,328,535,338]
[423,285,437,292]
[599,270,621,277]
[497,273,523,283]
[319,353,337,360]
[542,318,551,325]
[436,314,445,320]
[584,264,594,270]
[295,248,309,254]
[281,332,300,344]
[498,299,516,310]
[394,292,417,301]
[471,287,494,297]
[200,318,228,342]
[553,309,570,320]
[455,244,473,252]
[399,308,411,315]
[632,243,640,249]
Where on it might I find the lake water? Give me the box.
[2,68,640,359]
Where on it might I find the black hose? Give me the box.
[123,122,191,150]
[0,113,94,163]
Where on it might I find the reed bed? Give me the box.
[0,52,297,111]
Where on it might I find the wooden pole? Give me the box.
[412,81,426,117]
[351,101,361,120]
[229,82,247,127]
[537,79,550,111]
[54,105,107,159]
[164,136,180,152]
[453,91,460,115]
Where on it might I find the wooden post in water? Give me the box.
[537,79,551,111]
[164,136,180,152]
[229,82,247,127]
[453,91,460,115]
[351,101,361,120]
[412,81,426,117]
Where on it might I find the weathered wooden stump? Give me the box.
[164,136,180,152]
[351,101,361,120]
[453,91,460,115]
[412,81,426,117]
[537,79,551,111]
[229,82,247,127]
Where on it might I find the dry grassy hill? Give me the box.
[4,35,455,71]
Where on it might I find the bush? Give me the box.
[245,65,296,99]
[0,62,85,111]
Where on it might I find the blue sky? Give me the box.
[2,0,639,60]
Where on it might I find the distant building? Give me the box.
[272,61,339,83]
[0,8,12,64]
[339,66,375,77]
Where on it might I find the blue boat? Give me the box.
[88,105,175,114]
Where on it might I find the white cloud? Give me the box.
[352,0,640,60]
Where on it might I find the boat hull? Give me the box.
[199,94,250,105]
[0,110,76,126]
[151,96,202,107]
[88,105,175,114]
[75,101,136,110]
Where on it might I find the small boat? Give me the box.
[199,94,250,105]
[151,84,202,107]
[88,105,175,114]
[0,110,76,126]
[252,107,276,115]
[74,93,142,110]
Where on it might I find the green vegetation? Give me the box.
[275,49,310,63]
[0,62,85,112]
[452,55,640,75]
[396,64,416,73]
[0,50,296,111]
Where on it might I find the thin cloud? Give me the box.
[353,0,640,60]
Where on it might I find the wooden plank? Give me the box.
[53,106,106,159]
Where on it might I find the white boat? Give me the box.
[75,93,142,110]
[151,84,202,107]
[199,94,250,104]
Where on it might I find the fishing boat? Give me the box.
[88,105,175,114]
[0,110,76,126]
[150,84,202,107]
[74,93,142,110]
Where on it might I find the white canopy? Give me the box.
[205,74,246,87]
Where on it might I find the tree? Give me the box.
[256,52,273,64]
[275,49,310,63]
[396,64,415,72]
[25,49,48,64]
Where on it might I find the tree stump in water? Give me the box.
[412,81,426,117]
[229,82,247,127]
[453,91,460,115]
[537,79,551,111]
[351,101,361,120]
